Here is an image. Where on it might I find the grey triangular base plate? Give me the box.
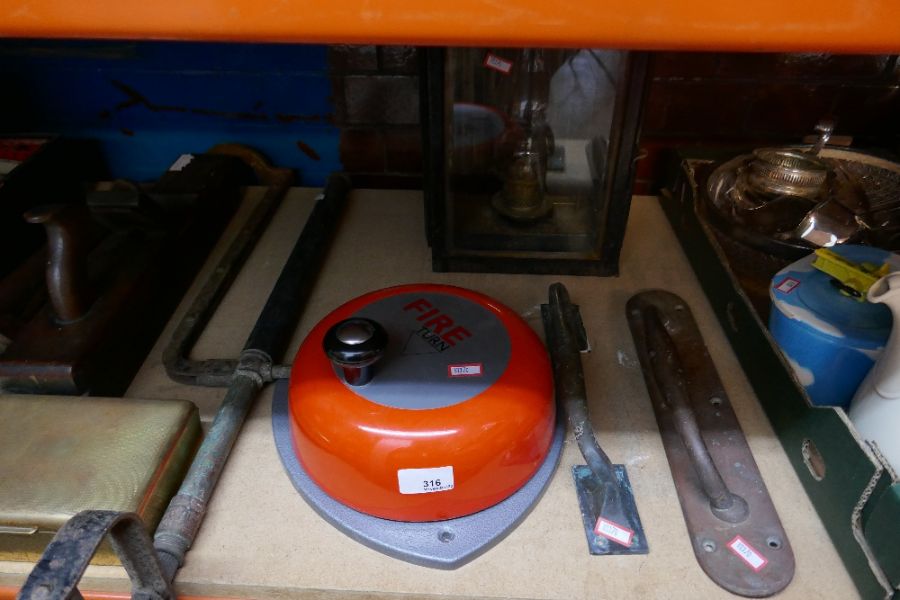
[272,380,565,569]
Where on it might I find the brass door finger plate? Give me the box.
[627,290,795,597]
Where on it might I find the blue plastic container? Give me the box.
[768,245,899,408]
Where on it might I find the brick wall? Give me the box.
[636,52,900,193]
[329,45,422,188]
[329,47,900,193]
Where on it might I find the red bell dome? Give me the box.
[288,284,555,522]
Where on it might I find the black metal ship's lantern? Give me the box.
[421,48,649,276]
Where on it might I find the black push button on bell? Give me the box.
[323,318,388,386]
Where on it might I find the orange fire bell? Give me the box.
[288,284,555,522]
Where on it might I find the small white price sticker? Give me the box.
[168,154,195,172]
[593,517,634,547]
[397,466,455,495]
[483,53,514,74]
[448,363,483,377]
[775,277,800,294]
[728,536,768,572]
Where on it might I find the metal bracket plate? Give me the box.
[573,465,649,555]
[541,283,648,557]
[627,290,795,597]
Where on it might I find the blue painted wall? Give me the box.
[0,40,339,185]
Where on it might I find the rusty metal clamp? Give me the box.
[162,144,295,387]
[17,511,174,600]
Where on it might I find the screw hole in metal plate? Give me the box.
[709,396,723,407]
[701,539,717,553]
[438,529,455,543]
[767,536,783,550]
[801,438,826,481]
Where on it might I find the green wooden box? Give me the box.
[661,156,900,600]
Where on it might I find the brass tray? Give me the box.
[0,395,200,565]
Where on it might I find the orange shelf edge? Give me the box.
[2,0,900,52]
[0,586,235,600]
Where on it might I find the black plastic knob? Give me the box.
[323,318,388,386]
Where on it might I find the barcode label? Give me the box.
[594,517,634,547]
[448,363,483,377]
[728,536,768,571]
[483,53,514,74]
[775,277,800,294]
[398,466,455,494]
[169,154,195,171]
